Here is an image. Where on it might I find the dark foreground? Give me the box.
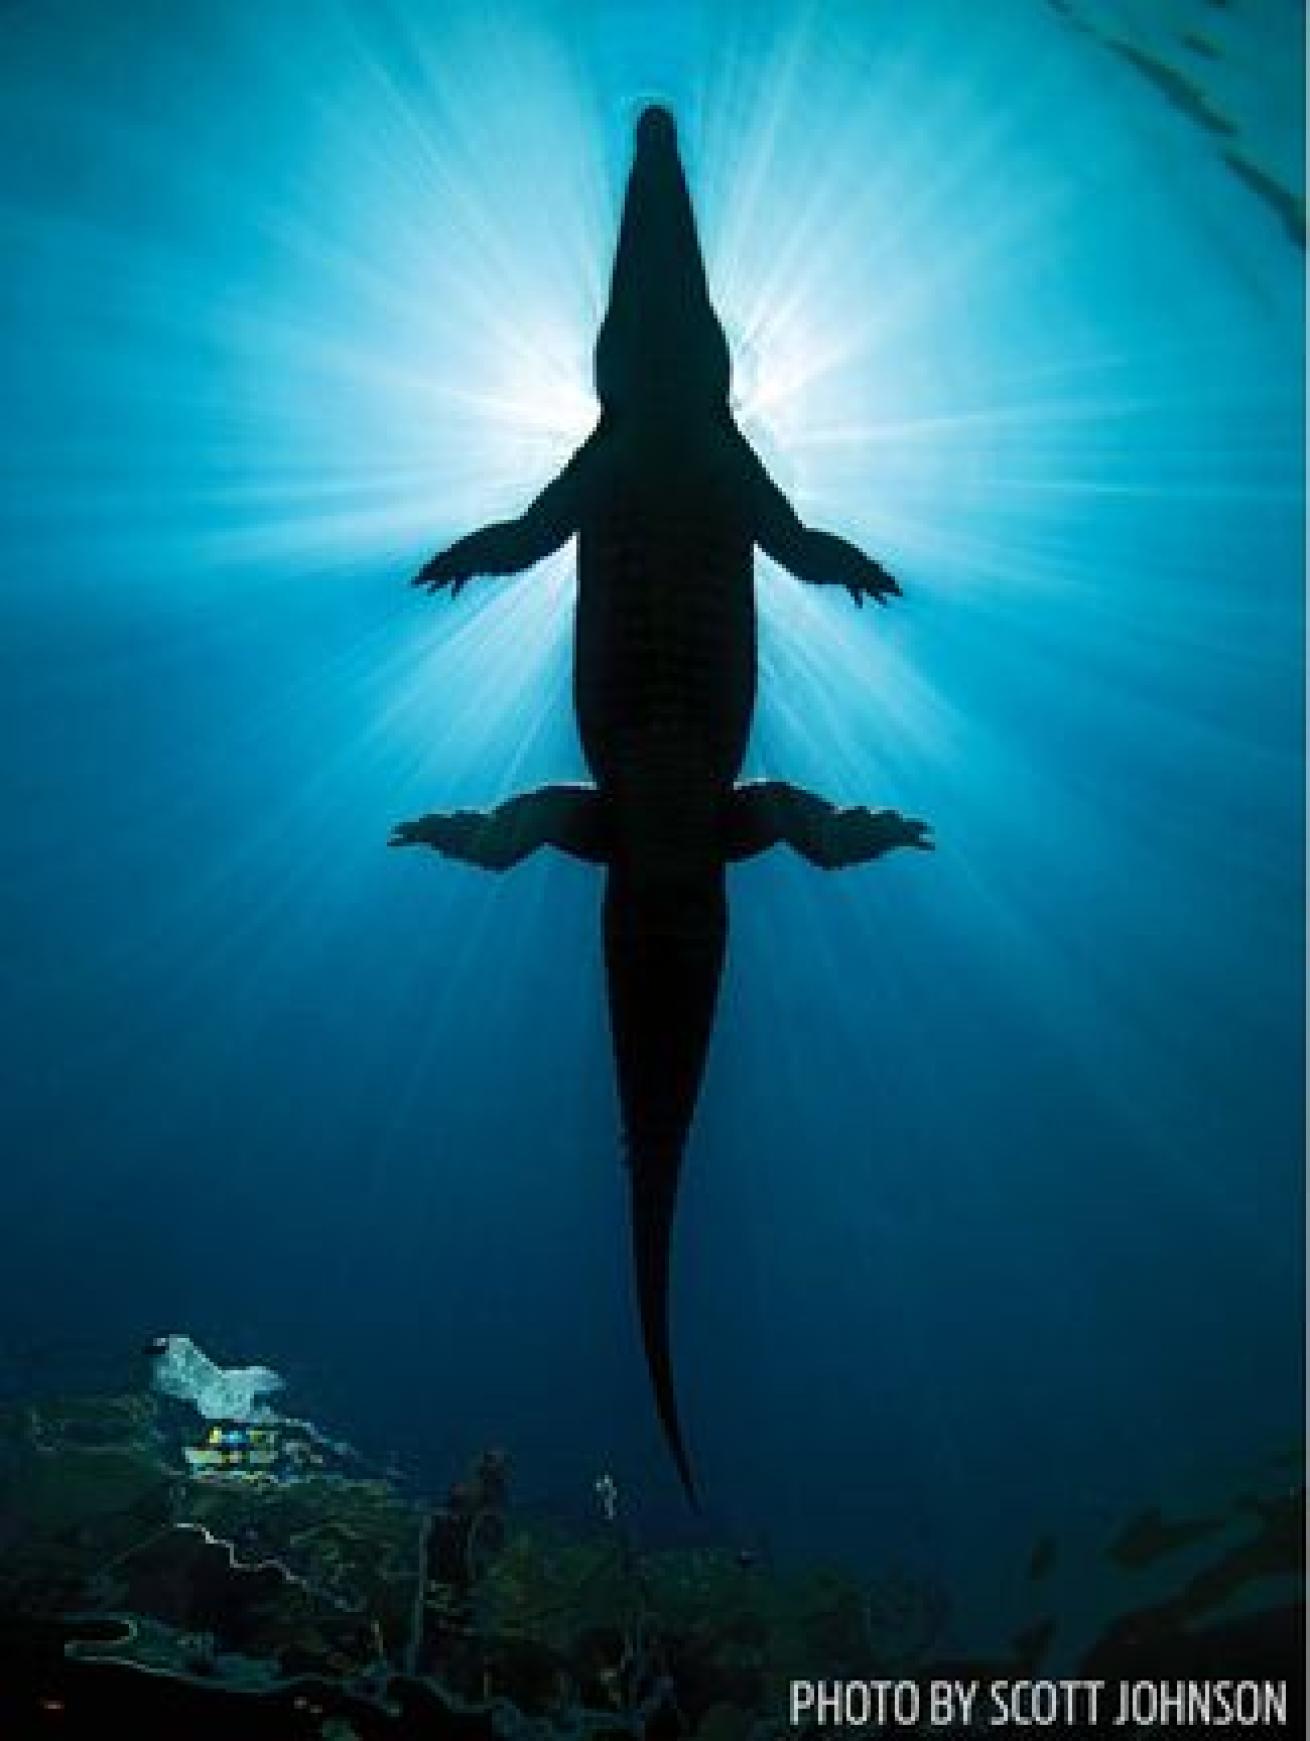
[1,1390,1302,1739]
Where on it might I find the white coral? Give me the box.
[150,1334,285,1423]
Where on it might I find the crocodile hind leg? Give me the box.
[725,780,932,868]
[389,784,609,870]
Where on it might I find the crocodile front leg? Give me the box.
[390,784,610,869]
[725,781,933,867]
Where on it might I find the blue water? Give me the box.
[0,0,1302,1640]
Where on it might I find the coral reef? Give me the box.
[0,1388,1302,1738]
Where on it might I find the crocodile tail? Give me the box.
[631,1153,700,1509]
[603,869,726,1509]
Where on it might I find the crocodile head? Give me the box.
[594,106,731,422]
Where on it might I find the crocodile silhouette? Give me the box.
[392,106,932,1507]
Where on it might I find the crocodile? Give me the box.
[392,106,932,1507]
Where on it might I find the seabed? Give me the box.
[0,1387,1302,1738]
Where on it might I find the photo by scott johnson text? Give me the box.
[789,1678,1290,1729]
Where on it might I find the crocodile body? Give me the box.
[578,424,752,1509]
[394,108,929,1506]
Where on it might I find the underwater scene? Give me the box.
[0,0,1303,1734]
